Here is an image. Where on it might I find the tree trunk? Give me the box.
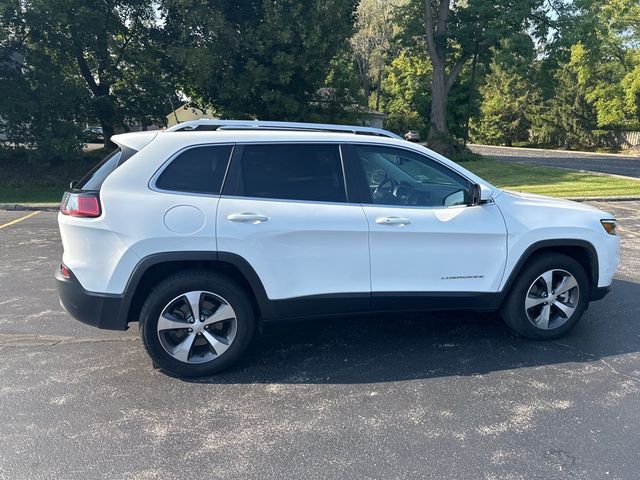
[101,122,115,149]
[356,58,370,102]
[428,62,448,143]
[462,44,479,146]
[375,67,383,111]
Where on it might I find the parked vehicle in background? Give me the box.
[55,120,620,377]
[404,130,420,142]
[82,127,104,144]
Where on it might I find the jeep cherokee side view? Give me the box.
[55,120,620,377]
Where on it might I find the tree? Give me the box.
[419,0,546,150]
[380,50,430,136]
[163,0,358,121]
[473,36,539,146]
[3,0,172,147]
[550,0,640,130]
[0,0,87,160]
[350,0,402,110]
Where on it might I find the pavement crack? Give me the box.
[0,333,138,349]
[553,340,640,384]
[598,357,640,384]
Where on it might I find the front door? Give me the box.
[350,143,507,298]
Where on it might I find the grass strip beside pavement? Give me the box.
[460,159,640,198]
[0,185,67,204]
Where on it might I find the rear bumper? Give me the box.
[55,268,128,330]
[590,285,612,302]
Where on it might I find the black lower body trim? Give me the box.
[263,291,498,321]
[55,269,128,331]
[371,292,497,312]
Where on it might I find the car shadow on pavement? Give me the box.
[183,278,640,385]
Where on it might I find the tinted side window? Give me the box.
[156,145,233,194]
[237,144,346,203]
[75,147,136,191]
[355,145,471,207]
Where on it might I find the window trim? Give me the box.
[221,141,354,204]
[149,143,235,198]
[346,142,475,210]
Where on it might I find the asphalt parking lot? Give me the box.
[1,203,639,479]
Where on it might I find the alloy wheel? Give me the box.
[524,269,580,330]
[156,290,237,364]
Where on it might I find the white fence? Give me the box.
[618,131,640,149]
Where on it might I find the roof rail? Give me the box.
[165,119,402,139]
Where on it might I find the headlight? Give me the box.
[601,219,618,235]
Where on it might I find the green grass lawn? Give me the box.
[0,184,67,203]
[460,158,640,198]
[1,156,639,204]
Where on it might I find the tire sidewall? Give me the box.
[140,272,255,377]
[502,254,590,340]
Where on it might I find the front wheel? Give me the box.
[139,270,255,377]
[501,253,590,340]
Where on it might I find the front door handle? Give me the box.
[227,213,269,223]
[376,216,411,226]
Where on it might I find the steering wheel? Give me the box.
[373,177,397,197]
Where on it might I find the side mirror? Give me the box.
[480,184,493,203]
[469,183,493,205]
[69,181,77,190]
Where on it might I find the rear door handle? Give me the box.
[227,213,269,223]
[376,216,411,226]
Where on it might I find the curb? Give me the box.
[0,203,59,211]
[566,196,640,203]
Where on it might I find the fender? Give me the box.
[119,251,272,325]
[491,239,599,309]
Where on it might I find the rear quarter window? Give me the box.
[75,147,137,191]
[155,145,233,195]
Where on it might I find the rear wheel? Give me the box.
[139,270,255,376]
[501,253,590,339]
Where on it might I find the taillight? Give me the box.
[60,191,101,217]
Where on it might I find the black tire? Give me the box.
[500,253,590,340]
[139,270,255,377]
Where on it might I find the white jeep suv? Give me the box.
[55,120,620,376]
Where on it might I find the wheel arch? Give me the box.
[123,251,271,327]
[494,239,599,308]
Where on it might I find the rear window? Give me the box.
[75,147,137,191]
[155,145,233,195]
[236,144,346,203]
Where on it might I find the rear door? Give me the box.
[217,143,370,309]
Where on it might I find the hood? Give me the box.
[502,190,608,215]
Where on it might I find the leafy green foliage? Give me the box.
[473,36,540,146]
[380,51,430,136]
[163,0,357,120]
[1,0,173,155]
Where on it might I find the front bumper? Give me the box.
[55,268,128,330]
